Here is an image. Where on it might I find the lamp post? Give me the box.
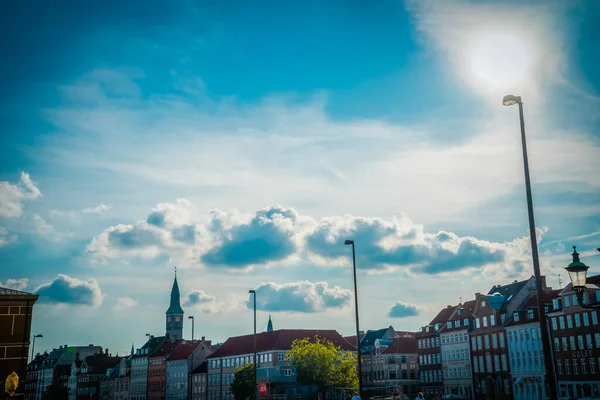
[564,246,600,309]
[188,316,195,341]
[249,289,257,400]
[503,94,557,400]
[31,334,43,360]
[344,239,363,399]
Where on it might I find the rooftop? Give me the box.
[167,341,200,361]
[0,286,38,298]
[382,337,418,355]
[208,329,355,359]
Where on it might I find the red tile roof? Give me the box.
[395,331,415,338]
[150,340,180,358]
[343,336,358,347]
[505,289,561,327]
[167,342,200,361]
[382,337,418,355]
[429,305,457,325]
[208,329,355,358]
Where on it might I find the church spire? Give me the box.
[267,314,274,332]
[166,267,184,341]
[130,343,135,357]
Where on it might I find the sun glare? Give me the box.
[465,29,536,95]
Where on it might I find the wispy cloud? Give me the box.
[114,296,137,310]
[0,172,41,218]
[0,278,28,291]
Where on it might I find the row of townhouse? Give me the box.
[411,272,600,400]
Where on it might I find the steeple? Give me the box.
[130,343,134,357]
[165,267,184,341]
[267,314,273,332]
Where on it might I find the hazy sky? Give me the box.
[1,0,599,356]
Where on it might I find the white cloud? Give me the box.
[0,227,17,247]
[82,204,112,214]
[0,172,41,218]
[114,296,137,309]
[35,274,103,307]
[0,278,28,291]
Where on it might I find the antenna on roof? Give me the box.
[558,274,562,289]
[459,296,462,304]
[174,266,177,278]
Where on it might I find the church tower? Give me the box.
[267,314,274,332]
[166,269,184,341]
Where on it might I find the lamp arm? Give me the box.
[573,287,600,309]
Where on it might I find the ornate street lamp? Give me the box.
[565,246,600,309]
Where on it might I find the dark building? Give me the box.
[76,351,121,400]
[0,286,38,395]
[548,274,600,399]
[417,305,455,399]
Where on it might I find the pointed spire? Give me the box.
[572,246,580,263]
[166,267,184,314]
[267,314,274,332]
[131,343,134,357]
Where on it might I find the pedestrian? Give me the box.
[415,392,424,400]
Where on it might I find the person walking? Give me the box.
[415,392,424,400]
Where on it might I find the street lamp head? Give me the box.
[565,246,589,289]
[502,94,522,106]
[249,289,255,294]
[35,334,43,338]
[145,333,150,337]
[188,316,194,320]
[344,240,354,245]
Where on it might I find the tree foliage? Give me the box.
[286,335,358,389]
[42,380,69,400]
[230,362,255,400]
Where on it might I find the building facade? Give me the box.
[76,351,121,400]
[439,300,475,399]
[0,286,39,395]
[166,340,213,400]
[418,305,455,398]
[191,362,208,400]
[147,340,180,400]
[206,329,355,400]
[25,352,48,400]
[373,336,420,397]
[505,291,558,400]
[130,336,166,400]
[548,274,600,399]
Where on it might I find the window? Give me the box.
[484,335,490,349]
[483,317,488,327]
[435,337,440,346]
[472,337,477,350]
[278,353,285,362]
[418,340,422,349]
[494,355,500,371]
[447,321,452,328]
[477,336,482,350]
[490,315,496,325]
[581,358,587,374]
[552,318,558,330]
[492,334,498,349]
[464,318,469,326]
[514,312,520,322]
[570,337,577,351]
[592,311,598,325]
[573,359,579,374]
[504,379,511,394]
[476,319,481,329]
[559,316,565,329]
[567,315,573,328]
[595,333,600,348]
[528,309,534,320]
[562,337,569,351]
[283,369,292,377]
[583,312,590,326]
[565,359,571,374]
[565,296,571,307]
[575,314,581,328]
[455,320,461,328]
[486,355,493,372]
[501,354,508,371]
[578,336,585,350]
[554,338,560,351]
[481,380,487,394]
[479,356,485,373]
[591,358,596,374]
[572,294,578,306]
[499,332,505,348]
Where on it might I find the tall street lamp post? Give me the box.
[249,289,257,400]
[344,240,363,399]
[188,316,195,341]
[503,94,558,400]
[31,334,43,360]
[564,246,600,309]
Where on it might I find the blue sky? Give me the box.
[1,0,599,356]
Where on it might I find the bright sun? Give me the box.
[464,29,535,94]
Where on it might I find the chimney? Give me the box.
[475,292,481,297]
[76,352,80,361]
[89,344,94,347]
[64,344,67,348]
[513,280,518,284]
[105,349,108,356]
[201,336,205,342]
[447,305,452,308]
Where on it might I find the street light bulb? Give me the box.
[344,240,354,245]
[565,246,589,289]
[502,95,521,106]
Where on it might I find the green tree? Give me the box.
[42,380,68,400]
[286,335,358,389]
[230,362,255,400]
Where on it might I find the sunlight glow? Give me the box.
[464,28,536,95]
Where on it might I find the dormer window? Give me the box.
[513,312,519,322]
[528,309,535,320]
[481,301,486,307]
[447,321,452,328]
